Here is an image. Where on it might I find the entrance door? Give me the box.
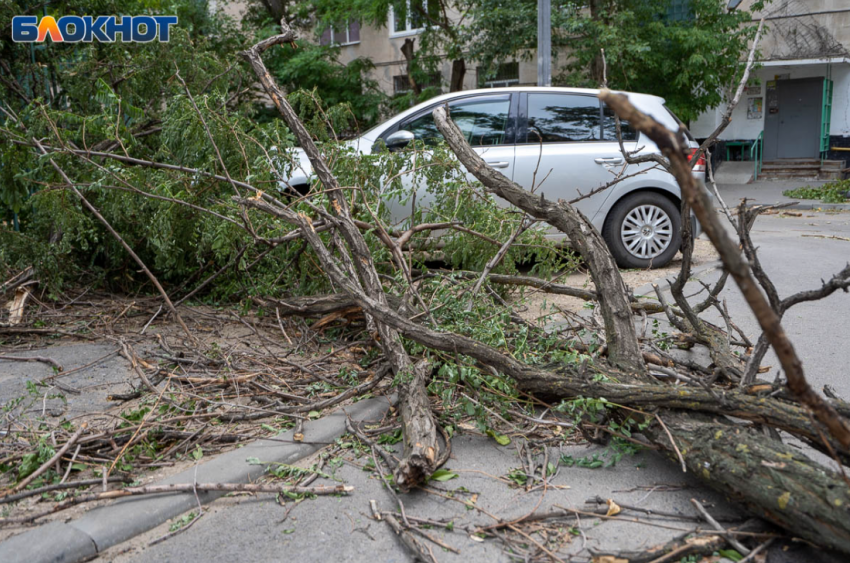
[764,77,823,160]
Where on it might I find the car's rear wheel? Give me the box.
[602,191,681,269]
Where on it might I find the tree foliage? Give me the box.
[0,0,390,295]
[0,0,764,299]
[560,0,768,122]
[240,2,388,128]
[302,0,766,120]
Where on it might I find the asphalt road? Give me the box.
[654,209,850,402]
[101,209,850,563]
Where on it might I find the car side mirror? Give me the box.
[385,130,415,151]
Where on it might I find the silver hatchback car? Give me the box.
[285,87,704,268]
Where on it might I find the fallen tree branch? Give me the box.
[394,360,439,492]
[29,134,195,342]
[3,423,87,497]
[590,519,769,563]
[431,105,644,374]
[0,354,63,371]
[690,497,750,555]
[239,23,443,489]
[0,476,132,505]
[600,89,850,449]
[644,411,850,554]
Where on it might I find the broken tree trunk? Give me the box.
[395,361,441,492]
[431,105,644,375]
[240,25,442,487]
[644,412,850,554]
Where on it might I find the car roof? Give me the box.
[425,86,666,106]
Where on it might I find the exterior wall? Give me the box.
[691,0,850,157]
[210,0,248,21]
[739,0,850,60]
[691,62,850,139]
[212,1,568,98]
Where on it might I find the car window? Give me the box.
[525,94,602,143]
[602,104,637,141]
[401,96,511,147]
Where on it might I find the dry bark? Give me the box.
[644,412,850,554]
[395,361,440,492]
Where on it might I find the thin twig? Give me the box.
[4,423,87,496]
[690,497,750,555]
[655,414,686,473]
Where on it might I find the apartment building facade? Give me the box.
[215,0,545,95]
[690,0,850,167]
[218,1,850,169]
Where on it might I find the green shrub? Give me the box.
[783,180,850,204]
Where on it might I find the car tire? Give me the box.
[602,191,681,269]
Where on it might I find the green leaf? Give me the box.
[429,469,459,482]
[719,549,743,561]
[486,430,511,446]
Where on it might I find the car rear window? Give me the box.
[664,106,696,142]
[524,93,637,143]
[526,94,602,143]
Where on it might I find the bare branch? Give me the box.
[600,88,850,449]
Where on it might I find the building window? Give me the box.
[320,21,361,46]
[393,73,442,95]
[389,1,429,38]
[665,0,692,22]
[478,62,520,88]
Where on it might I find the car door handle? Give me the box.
[486,161,510,169]
[594,157,624,165]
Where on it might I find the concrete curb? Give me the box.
[0,394,395,563]
[749,201,850,211]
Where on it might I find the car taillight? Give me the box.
[688,148,706,173]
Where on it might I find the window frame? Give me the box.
[378,93,518,148]
[389,1,426,38]
[518,92,638,145]
[479,62,520,89]
[320,21,360,46]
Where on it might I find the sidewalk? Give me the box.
[0,394,395,563]
[715,180,850,211]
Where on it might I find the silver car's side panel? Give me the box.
[587,161,683,232]
[512,140,633,222]
[381,143,518,228]
[280,86,696,242]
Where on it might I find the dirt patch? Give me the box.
[514,238,718,323]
